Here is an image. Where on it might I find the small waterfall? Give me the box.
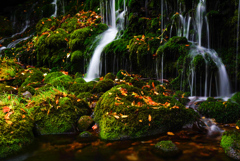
[7,35,33,49]
[85,0,127,81]
[236,0,240,91]
[51,0,58,17]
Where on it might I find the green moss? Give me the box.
[231,92,240,104]
[18,85,36,95]
[21,68,44,87]
[155,140,177,151]
[0,84,18,94]
[237,120,240,127]
[60,17,78,33]
[77,115,94,131]
[36,17,58,35]
[69,81,96,96]
[75,77,86,84]
[30,88,90,134]
[45,28,68,49]
[69,27,91,51]
[116,70,129,79]
[44,72,64,84]
[48,75,74,89]
[221,130,240,160]
[0,95,34,158]
[79,131,92,137]
[92,79,114,93]
[71,50,84,62]
[94,84,199,140]
[198,99,240,123]
[104,73,115,81]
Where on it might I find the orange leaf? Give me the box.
[99,77,104,81]
[2,106,10,113]
[56,99,59,105]
[167,132,175,135]
[4,112,14,120]
[152,82,155,89]
[22,115,26,119]
[65,38,69,42]
[185,44,190,47]
[8,95,11,100]
[77,99,81,102]
[136,38,139,41]
[148,114,152,122]
[236,126,239,130]
[42,21,44,24]
[92,124,98,130]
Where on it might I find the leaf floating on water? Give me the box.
[167,132,175,136]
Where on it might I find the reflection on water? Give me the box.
[2,126,236,161]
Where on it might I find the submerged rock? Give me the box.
[154,140,181,158]
[79,131,92,137]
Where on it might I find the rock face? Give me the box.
[94,84,199,140]
[221,130,240,160]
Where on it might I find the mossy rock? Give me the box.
[221,130,240,160]
[198,99,240,123]
[129,77,146,89]
[18,85,36,96]
[231,92,240,104]
[45,28,69,49]
[48,75,74,89]
[30,88,91,135]
[20,68,44,87]
[91,79,114,93]
[104,73,115,81]
[71,50,84,62]
[116,70,129,79]
[69,81,96,96]
[74,77,86,84]
[36,17,58,35]
[94,84,199,140]
[153,140,181,158]
[44,71,64,84]
[79,131,92,137]
[0,84,18,94]
[0,95,34,158]
[77,116,94,131]
[77,92,92,102]
[69,27,91,51]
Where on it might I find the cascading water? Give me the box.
[85,0,127,81]
[236,0,240,91]
[170,0,231,97]
[51,0,58,17]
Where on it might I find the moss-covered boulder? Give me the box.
[0,95,34,158]
[79,131,92,137]
[104,73,115,81]
[30,88,91,135]
[69,81,96,96]
[44,71,64,84]
[0,58,21,81]
[198,98,240,123]
[221,130,240,160]
[94,84,199,140]
[74,77,86,84]
[77,115,94,131]
[91,79,114,93]
[0,84,18,94]
[48,75,74,89]
[154,140,181,158]
[69,27,91,51]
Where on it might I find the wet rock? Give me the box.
[22,91,32,99]
[153,140,181,158]
[78,115,94,131]
[79,131,92,137]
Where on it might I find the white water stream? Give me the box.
[85,0,126,81]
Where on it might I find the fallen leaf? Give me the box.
[4,112,14,120]
[92,124,98,130]
[148,114,152,122]
[77,99,81,102]
[167,132,175,135]
[7,95,11,100]
[56,99,59,104]
[6,120,13,125]
[22,115,26,119]
[114,115,120,119]
[139,120,142,122]
[236,126,239,130]
[2,106,10,113]
[121,115,128,118]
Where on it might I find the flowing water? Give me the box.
[51,0,58,17]
[236,0,240,91]
[85,0,126,81]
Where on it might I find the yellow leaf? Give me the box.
[77,99,81,102]
[121,115,128,118]
[6,120,12,125]
[114,115,120,119]
[148,114,152,122]
[236,126,239,130]
[167,132,175,135]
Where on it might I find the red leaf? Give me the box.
[2,106,10,113]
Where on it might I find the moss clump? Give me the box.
[198,98,240,123]
[18,85,36,96]
[20,68,44,87]
[154,140,181,158]
[79,131,92,137]
[71,50,84,62]
[0,95,34,158]
[74,77,86,84]
[221,130,240,160]
[36,17,59,35]
[104,73,115,81]
[48,75,74,89]
[69,81,96,96]
[231,92,240,104]
[30,88,91,134]
[44,72,64,84]
[237,120,240,128]
[0,84,18,94]
[69,27,91,51]
[0,58,21,81]
[77,115,94,131]
[116,70,129,79]
[92,79,114,93]
[94,84,199,140]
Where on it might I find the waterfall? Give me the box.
[236,0,240,91]
[51,0,58,17]
[85,0,127,81]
